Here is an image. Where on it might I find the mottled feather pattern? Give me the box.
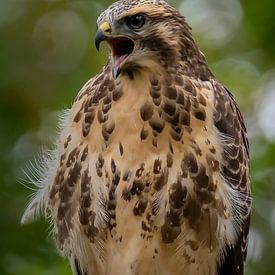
[22,0,251,274]
[211,82,251,274]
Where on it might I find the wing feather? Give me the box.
[212,82,251,274]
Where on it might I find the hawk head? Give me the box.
[95,0,206,79]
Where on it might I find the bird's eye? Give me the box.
[127,14,146,30]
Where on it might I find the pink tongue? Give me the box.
[114,55,128,68]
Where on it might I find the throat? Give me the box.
[117,56,164,81]
[126,70,135,80]
[120,65,142,81]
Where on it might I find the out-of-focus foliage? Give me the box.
[0,0,274,274]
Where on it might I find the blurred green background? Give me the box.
[1,0,275,274]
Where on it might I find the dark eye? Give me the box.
[127,14,146,30]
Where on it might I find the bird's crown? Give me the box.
[97,0,172,26]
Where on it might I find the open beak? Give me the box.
[95,22,135,79]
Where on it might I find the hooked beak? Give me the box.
[95,22,135,79]
[95,22,111,51]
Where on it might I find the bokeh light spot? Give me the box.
[180,0,243,46]
[32,11,89,73]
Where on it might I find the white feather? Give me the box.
[21,109,71,224]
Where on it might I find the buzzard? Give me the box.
[22,0,251,274]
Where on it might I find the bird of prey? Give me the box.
[22,0,251,274]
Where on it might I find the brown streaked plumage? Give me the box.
[22,1,251,275]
